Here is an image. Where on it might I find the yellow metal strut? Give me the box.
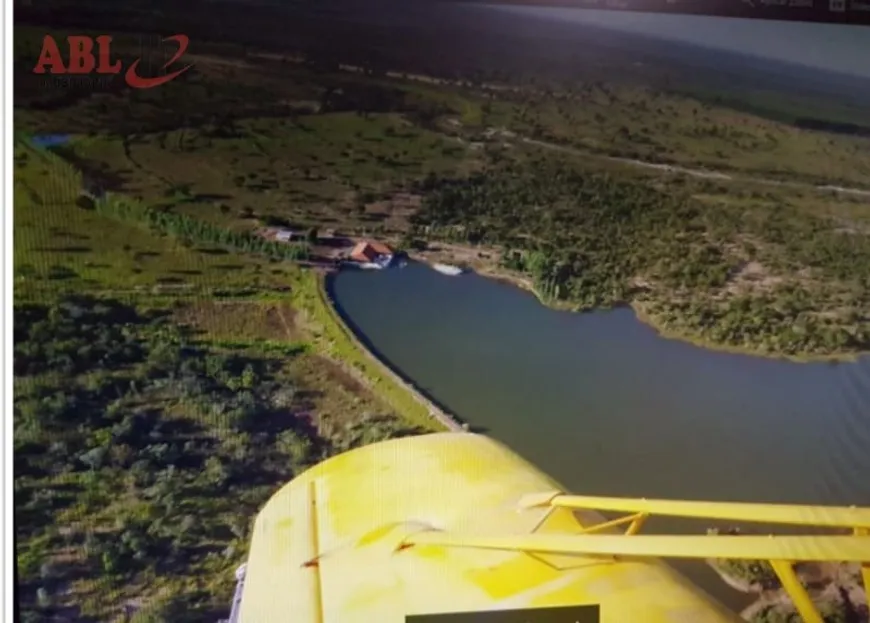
[239,433,870,623]
[401,492,870,623]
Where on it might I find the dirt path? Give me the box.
[192,50,870,198]
[520,137,870,198]
[276,305,296,341]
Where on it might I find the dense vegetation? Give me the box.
[410,158,870,358]
[93,193,310,262]
[14,295,423,621]
[14,124,439,620]
[708,534,866,623]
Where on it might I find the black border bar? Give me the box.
[443,0,870,25]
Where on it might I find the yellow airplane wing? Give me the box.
[235,432,870,623]
[237,433,748,623]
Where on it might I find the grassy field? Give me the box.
[481,85,870,188]
[13,143,295,298]
[16,23,870,189]
[13,142,440,622]
[63,111,475,233]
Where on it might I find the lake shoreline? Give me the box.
[706,552,867,622]
[310,270,465,434]
[407,245,866,365]
[324,257,870,620]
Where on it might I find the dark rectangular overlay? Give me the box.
[443,0,870,26]
[408,605,600,623]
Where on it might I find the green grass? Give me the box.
[290,269,446,432]
[484,85,870,188]
[62,111,475,233]
[13,142,296,301]
[677,82,870,129]
[398,80,485,126]
[13,138,439,430]
[13,138,439,621]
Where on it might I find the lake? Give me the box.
[330,261,870,608]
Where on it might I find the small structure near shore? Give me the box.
[432,262,463,276]
[258,227,302,243]
[349,240,394,269]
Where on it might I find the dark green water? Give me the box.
[331,261,870,607]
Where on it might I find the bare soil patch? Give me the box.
[174,300,301,342]
[724,260,785,295]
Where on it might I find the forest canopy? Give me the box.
[410,157,870,357]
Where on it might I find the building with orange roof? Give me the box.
[349,241,394,266]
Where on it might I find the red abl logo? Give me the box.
[33,34,193,89]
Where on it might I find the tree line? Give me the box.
[408,157,870,357]
[92,194,311,262]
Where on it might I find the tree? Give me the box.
[241,364,257,390]
[277,430,314,467]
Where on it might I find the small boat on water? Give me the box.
[432,262,463,276]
